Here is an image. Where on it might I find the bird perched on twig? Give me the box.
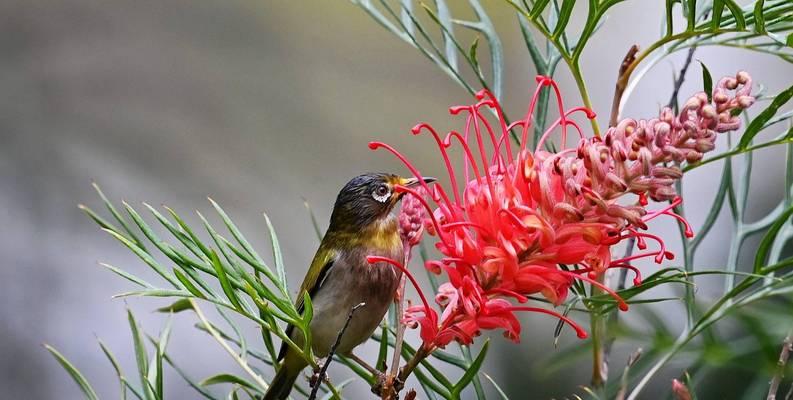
[264,173,435,400]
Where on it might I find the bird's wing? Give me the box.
[277,245,337,361]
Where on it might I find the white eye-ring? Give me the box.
[372,184,391,203]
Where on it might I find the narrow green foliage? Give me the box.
[376,325,389,371]
[209,250,244,312]
[263,212,289,295]
[200,374,264,394]
[302,198,324,241]
[754,205,793,273]
[451,340,489,398]
[97,339,132,400]
[698,61,713,102]
[552,0,575,39]
[739,83,793,149]
[754,0,766,33]
[127,310,155,400]
[45,345,99,400]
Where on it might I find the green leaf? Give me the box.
[469,36,480,70]
[102,228,182,288]
[530,0,551,19]
[753,205,793,273]
[157,298,194,313]
[208,198,267,267]
[721,0,746,30]
[451,340,489,397]
[100,263,152,288]
[172,268,206,299]
[200,374,264,393]
[97,339,131,400]
[92,182,147,250]
[787,33,793,48]
[302,198,324,241]
[482,373,509,400]
[301,291,314,325]
[698,60,713,102]
[664,0,676,37]
[711,1,726,30]
[685,0,696,30]
[739,84,793,149]
[210,250,244,312]
[552,0,575,39]
[127,310,155,400]
[154,317,172,398]
[754,0,766,33]
[376,325,389,372]
[45,345,99,400]
[263,212,288,294]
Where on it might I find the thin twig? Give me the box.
[615,349,643,400]
[768,330,793,400]
[308,302,366,400]
[667,46,698,111]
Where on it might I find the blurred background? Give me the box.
[1,1,790,399]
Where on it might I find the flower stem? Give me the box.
[590,301,608,388]
[381,246,413,400]
[569,63,600,137]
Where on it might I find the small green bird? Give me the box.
[264,172,434,400]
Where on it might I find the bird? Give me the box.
[264,172,435,400]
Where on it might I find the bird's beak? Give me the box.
[401,176,437,187]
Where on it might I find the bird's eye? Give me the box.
[372,184,391,203]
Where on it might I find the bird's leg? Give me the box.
[347,353,390,395]
[348,353,380,376]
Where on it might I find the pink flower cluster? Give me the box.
[371,72,754,350]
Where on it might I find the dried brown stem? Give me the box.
[609,45,640,128]
[667,47,698,110]
[768,331,793,400]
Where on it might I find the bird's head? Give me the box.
[328,172,435,233]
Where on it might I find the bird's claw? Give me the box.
[371,373,404,398]
[370,372,387,396]
[309,361,329,389]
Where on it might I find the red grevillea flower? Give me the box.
[369,72,754,349]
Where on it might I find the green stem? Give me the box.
[683,136,793,172]
[590,310,607,388]
[570,62,601,136]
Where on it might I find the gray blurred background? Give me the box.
[1,1,790,399]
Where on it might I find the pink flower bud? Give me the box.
[672,379,693,400]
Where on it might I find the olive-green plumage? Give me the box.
[264,173,432,400]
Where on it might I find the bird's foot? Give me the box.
[371,373,404,398]
[309,361,330,389]
[370,371,387,396]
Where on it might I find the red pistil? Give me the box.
[508,306,588,339]
[367,255,433,318]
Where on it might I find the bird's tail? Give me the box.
[263,351,306,400]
